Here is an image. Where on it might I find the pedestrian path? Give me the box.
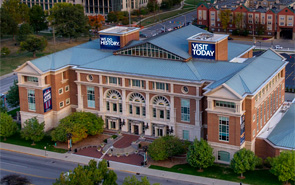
[0,142,244,185]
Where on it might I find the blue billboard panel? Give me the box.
[100,35,121,50]
[191,42,215,60]
[43,87,52,113]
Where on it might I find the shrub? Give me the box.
[21,117,45,145]
[103,139,107,143]
[111,135,118,139]
[1,47,10,56]
[0,112,18,140]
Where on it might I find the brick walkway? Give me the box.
[75,147,144,166]
[113,134,139,148]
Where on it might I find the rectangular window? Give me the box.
[181,99,190,122]
[132,79,141,87]
[219,117,229,141]
[27,76,38,82]
[215,101,235,108]
[59,101,64,108]
[257,108,259,130]
[109,77,117,84]
[66,98,70,105]
[107,102,110,111]
[260,106,262,128]
[113,103,117,112]
[159,110,164,119]
[58,88,63,95]
[119,103,122,113]
[129,105,133,114]
[153,108,156,118]
[136,106,140,115]
[156,82,165,90]
[87,87,95,108]
[166,110,170,120]
[65,85,69,92]
[28,90,36,111]
[142,107,146,116]
[183,130,189,140]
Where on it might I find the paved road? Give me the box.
[140,11,197,37]
[0,150,200,185]
[232,39,295,51]
[0,73,17,94]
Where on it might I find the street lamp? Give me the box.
[67,133,72,152]
[44,146,47,156]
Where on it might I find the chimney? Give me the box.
[98,26,140,50]
[187,32,229,61]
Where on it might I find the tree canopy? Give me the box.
[1,0,30,24]
[0,8,18,38]
[269,150,295,184]
[21,117,45,145]
[219,9,232,32]
[186,138,215,171]
[230,148,260,178]
[6,80,19,108]
[1,174,31,185]
[29,5,48,33]
[17,23,34,43]
[54,159,117,185]
[20,35,47,57]
[0,112,18,140]
[123,175,160,185]
[148,135,186,161]
[51,112,104,143]
[49,3,89,41]
[88,15,105,32]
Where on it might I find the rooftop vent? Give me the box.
[194,33,214,40]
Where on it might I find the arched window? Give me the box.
[128,92,146,117]
[152,96,170,120]
[105,89,122,113]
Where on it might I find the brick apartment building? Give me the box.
[196,2,295,40]
[15,25,288,163]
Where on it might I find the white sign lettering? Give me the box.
[192,43,215,57]
[100,37,120,46]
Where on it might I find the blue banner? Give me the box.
[191,43,215,60]
[43,87,52,113]
[100,35,121,50]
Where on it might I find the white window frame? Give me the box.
[28,89,36,111]
[66,98,70,105]
[65,85,70,92]
[181,99,190,122]
[58,88,63,95]
[87,86,95,108]
[219,116,229,142]
[59,101,64,108]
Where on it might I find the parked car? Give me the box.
[275,45,283,49]
[139,33,147,38]
[228,37,233,40]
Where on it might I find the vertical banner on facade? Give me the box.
[191,42,215,60]
[100,35,121,50]
[240,113,245,145]
[43,87,52,113]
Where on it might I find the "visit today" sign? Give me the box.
[191,43,215,60]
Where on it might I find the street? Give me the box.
[0,73,17,94]
[0,150,200,185]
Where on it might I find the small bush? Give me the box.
[111,135,118,139]
[138,143,142,148]
[103,139,107,143]
[1,47,10,56]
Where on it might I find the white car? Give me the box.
[275,45,283,50]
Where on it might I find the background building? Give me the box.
[16,25,288,163]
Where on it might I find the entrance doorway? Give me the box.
[280,28,293,39]
[157,128,163,137]
[111,121,116,129]
[134,125,139,135]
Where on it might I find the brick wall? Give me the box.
[255,138,279,159]
[175,97,196,125]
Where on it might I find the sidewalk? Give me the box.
[0,142,243,185]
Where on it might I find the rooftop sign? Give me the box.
[100,35,120,50]
[191,43,215,59]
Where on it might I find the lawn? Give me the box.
[141,8,195,26]
[0,37,90,76]
[149,164,289,185]
[0,131,67,153]
[184,0,206,6]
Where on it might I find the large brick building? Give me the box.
[15,25,288,163]
[196,2,295,40]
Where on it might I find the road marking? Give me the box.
[0,148,46,158]
[0,161,29,168]
[286,71,293,80]
[0,169,56,180]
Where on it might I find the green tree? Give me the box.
[230,148,260,178]
[0,99,8,113]
[17,23,34,43]
[6,80,19,108]
[2,0,30,23]
[1,47,11,56]
[29,5,48,33]
[107,11,117,23]
[1,174,31,185]
[148,135,185,161]
[123,175,160,185]
[20,35,47,58]
[0,8,18,38]
[54,159,117,185]
[147,0,159,13]
[234,12,243,31]
[219,9,231,33]
[51,112,104,143]
[21,117,45,145]
[186,138,215,171]
[49,3,89,42]
[0,112,18,140]
[269,150,295,184]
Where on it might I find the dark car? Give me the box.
[139,33,148,38]
[228,37,233,40]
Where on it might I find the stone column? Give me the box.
[139,123,143,135]
[131,123,134,133]
[155,126,158,137]
[146,92,150,118]
[77,84,83,111]
[122,119,128,132]
[108,120,111,129]
[116,120,119,130]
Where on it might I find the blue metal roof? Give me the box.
[267,103,295,149]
